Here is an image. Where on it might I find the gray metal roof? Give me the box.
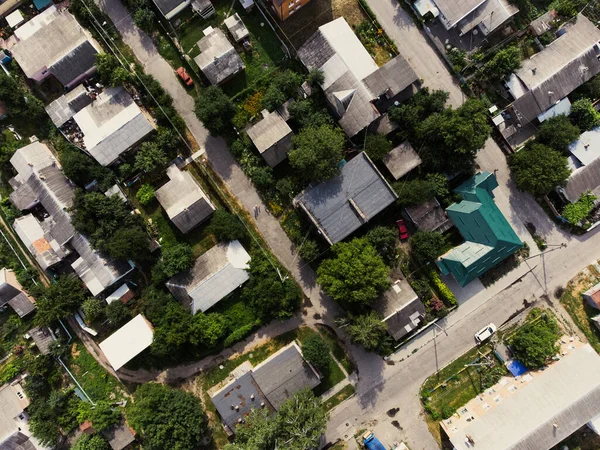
[210,371,273,432]
[194,28,244,85]
[457,0,519,35]
[102,421,136,450]
[246,110,293,167]
[28,326,55,355]
[294,152,398,244]
[152,0,188,17]
[224,13,249,43]
[45,85,92,127]
[433,0,486,28]
[11,6,98,86]
[382,140,422,180]
[166,240,250,314]
[0,268,35,318]
[297,18,417,137]
[0,432,35,450]
[13,214,65,270]
[252,343,321,410]
[445,343,600,450]
[405,197,453,233]
[563,156,600,202]
[155,164,215,234]
[73,87,155,166]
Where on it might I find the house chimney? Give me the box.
[532,67,537,75]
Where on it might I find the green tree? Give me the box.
[569,98,599,130]
[134,142,168,173]
[262,70,304,111]
[537,115,581,153]
[105,301,131,328]
[0,129,23,165]
[207,209,246,241]
[510,143,571,194]
[81,298,105,323]
[288,99,332,129]
[72,434,111,450]
[344,312,390,353]
[409,231,447,263]
[275,389,326,449]
[364,134,393,161]
[57,140,115,190]
[248,166,275,190]
[195,86,235,134]
[289,125,345,182]
[189,312,229,347]
[276,177,297,200]
[388,88,449,141]
[307,68,325,86]
[394,174,448,206]
[562,191,597,224]
[33,275,87,326]
[136,184,156,205]
[241,253,301,321]
[0,72,46,123]
[156,127,181,154]
[149,302,193,358]
[155,243,194,279]
[77,401,121,431]
[366,226,397,265]
[133,8,155,33]
[481,46,521,79]
[419,99,491,174]
[510,314,560,368]
[301,334,332,373]
[110,67,130,87]
[225,408,277,450]
[317,238,389,308]
[95,54,120,86]
[127,383,207,450]
[298,239,320,263]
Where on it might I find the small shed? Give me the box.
[584,281,600,309]
[28,326,56,355]
[405,198,452,233]
[105,284,135,305]
[238,0,254,11]
[6,9,24,28]
[99,315,154,371]
[382,140,422,180]
[247,109,293,167]
[224,13,249,43]
[530,9,557,36]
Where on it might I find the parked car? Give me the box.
[363,431,386,450]
[176,67,193,86]
[396,219,409,240]
[474,323,497,343]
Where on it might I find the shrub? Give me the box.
[81,298,105,323]
[510,313,560,368]
[562,191,597,225]
[301,334,332,373]
[298,239,320,263]
[429,270,457,307]
[537,115,581,153]
[223,323,255,347]
[136,184,155,205]
[364,134,393,161]
[207,209,246,242]
[569,98,599,130]
[409,231,447,262]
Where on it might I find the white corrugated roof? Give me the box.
[99,314,153,370]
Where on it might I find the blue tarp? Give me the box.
[507,359,528,377]
[33,0,52,11]
[364,435,386,450]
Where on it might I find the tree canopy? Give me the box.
[32,275,87,326]
[509,143,571,194]
[343,312,390,353]
[288,100,332,129]
[388,88,449,142]
[394,173,448,206]
[510,312,561,369]
[152,243,194,282]
[537,115,581,153]
[134,142,168,173]
[301,334,332,374]
[562,191,597,225]
[72,434,111,450]
[317,238,389,308]
[366,226,397,265]
[127,383,207,450]
[481,46,521,79]
[364,134,393,161]
[0,72,46,124]
[569,98,599,131]
[207,209,247,242]
[195,86,235,134]
[56,137,115,190]
[262,70,304,111]
[409,231,448,263]
[289,125,345,182]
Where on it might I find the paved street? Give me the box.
[90,1,600,448]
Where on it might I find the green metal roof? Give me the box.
[437,172,523,286]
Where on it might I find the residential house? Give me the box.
[70,87,155,166]
[151,0,191,20]
[194,27,245,85]
[155,164,216,234]
[0,268,35,318]
[382,140,422,180]
[293,152,397,245]
[297,18,419,138]
[45,85,93,128]
[416,0,518,37]
[502,14,600,138]
[437,172,523,286]
[224,13,249,43]
[166,240,251,314]
[102,421,136,450]
[441,342,600,450]
[583,281,600,309]
[211,342,320,433]
[11,6,101,89]
[405,198,453,233]
[373,268,424,341]
[560,127,600,203]
[0,380,37,450]
[269,0,310,21]
[99,314,154,371]
[8,142,134,296]
[246,109,293,167]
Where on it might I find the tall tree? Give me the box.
[33,275,87,326]
[127,383,207,450]
[537,115,581,153]
[569,98,599,131]
[195,86,235,134]
[72,434,111,450]
[509,143,571,194]
[289,125,345,182]
[275,389,327,449]
[364,134,393,161]
[344,312,390,353]
[317,238,389,308]
[409,231,448,263]
[366,226,397,265]
[207,209,247,242]
[301,334,332,373]
[134,142,168,173]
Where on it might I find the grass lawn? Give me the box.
[68,341,128,402]
[324,384,356,412]
[317,325,355,374]
[559,263,600,353]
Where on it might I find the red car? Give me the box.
[177,67,193,86]
[396,219,409,240]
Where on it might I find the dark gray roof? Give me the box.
[194,28,244,85]
[246,110,293,167]
[211,371,273,432]
[49,40,97,86]
[294,152,398,244]
[0,268,35,319]
[7,294,36,318]
[0,432,36,450]
[102,421,135,450]
[28,326,55,355]
[152,0,187,16]
[405,198,453,233]
[45,85,92,127]
[563,156,600,202]
[362,55,418,99]
[252,343,320,410]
